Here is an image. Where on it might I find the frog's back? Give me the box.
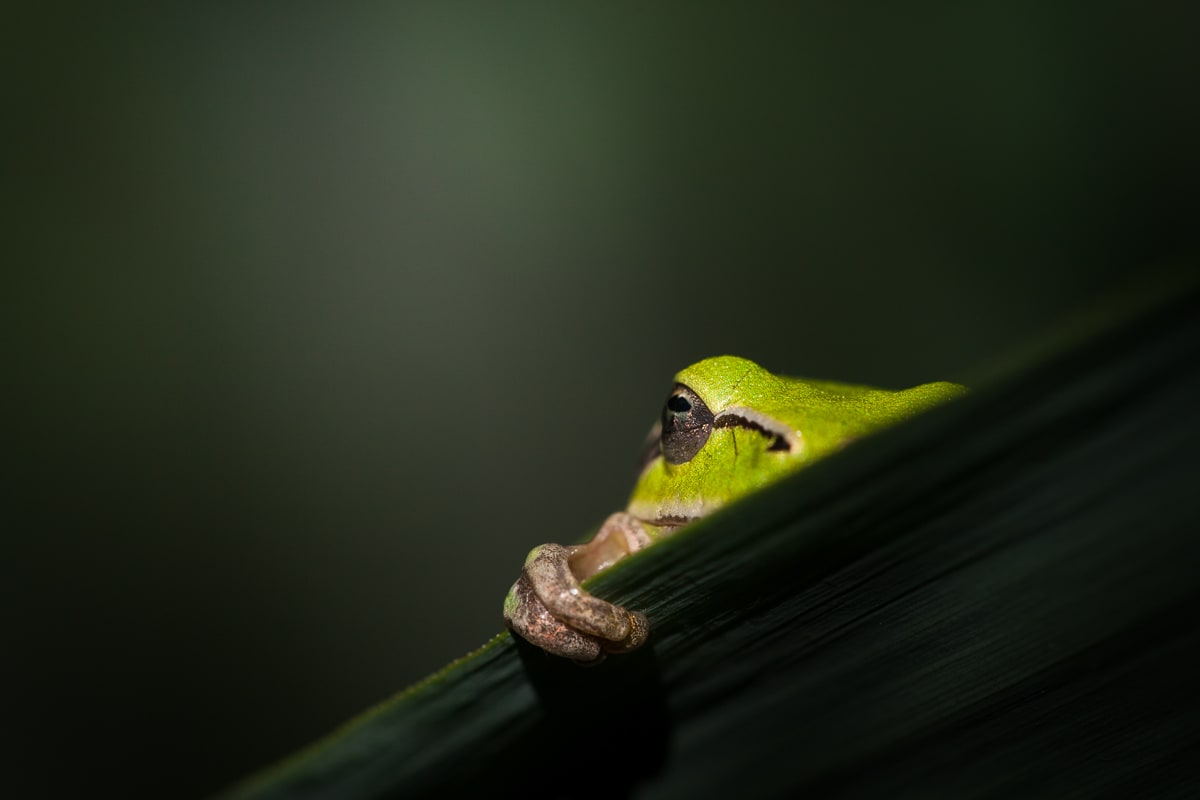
[790,377,966,453]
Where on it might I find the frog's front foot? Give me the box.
[503,513,652,662]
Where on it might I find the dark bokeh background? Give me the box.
[9,5,1196,798]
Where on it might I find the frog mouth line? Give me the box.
[628,496,718,529]
[645,514,698,528]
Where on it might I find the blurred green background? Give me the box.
[9,4,1196,797]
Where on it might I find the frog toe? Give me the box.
[503,575,604,662]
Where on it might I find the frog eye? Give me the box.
[660,384,714,465]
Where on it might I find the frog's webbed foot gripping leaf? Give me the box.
[503,512,651,662]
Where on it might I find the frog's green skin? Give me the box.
[503,355,965,662]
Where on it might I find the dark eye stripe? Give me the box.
[713,414,791,452]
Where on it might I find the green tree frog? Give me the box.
[503,355,965,662]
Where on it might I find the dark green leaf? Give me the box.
[224,272,1200,800]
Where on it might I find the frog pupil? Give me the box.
[667,395,691,414]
